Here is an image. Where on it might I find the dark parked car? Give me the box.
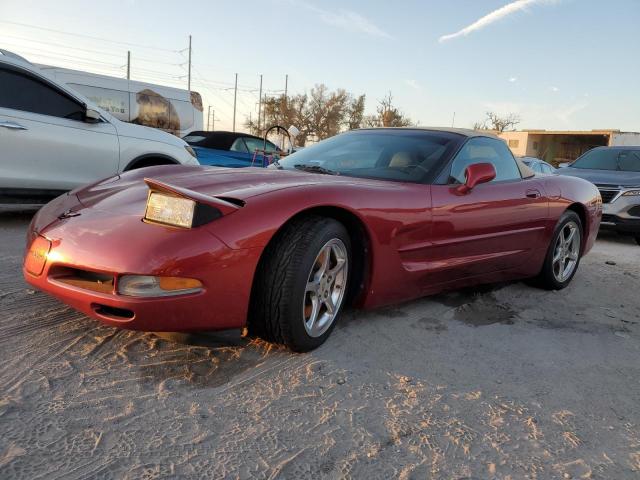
[183,131,279,167]
[519,157,556,175]
[557,146,640,245]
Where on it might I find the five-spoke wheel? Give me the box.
[537,210,583,290]
[303,239,349,338]
[249,215,351,351]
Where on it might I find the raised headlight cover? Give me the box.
[145,192,195,228]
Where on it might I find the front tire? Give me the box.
[536,211,583,290]
[248,216,351,352]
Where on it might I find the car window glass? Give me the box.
[183,135,206,144]
[243,137,278,154]
[617,150,640,172]
[0,67,85,120]
[277,131,457,184]
[542,164,553,173]
[449,137,522,183]
[572,148,640,172]
[230,138,249,153]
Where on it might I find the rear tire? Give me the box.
[248,216,351,352]
[536,211,583,290]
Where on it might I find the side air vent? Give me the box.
[216,197,246,208]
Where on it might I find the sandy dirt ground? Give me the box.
[1,207,639,479]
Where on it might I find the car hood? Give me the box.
[556,167,640,187]
[75,165,371,215]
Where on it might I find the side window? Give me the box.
[243,137,276,153]
[230,138,249,153]
[542,164,553,174]
[0,67,85,120]
[531,163,542,173]
[449,137,522,184]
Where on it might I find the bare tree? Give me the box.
[244,87,415,146]
[473,111,520,132]
[244,85,367,146]
[346,94,366,131]
[378,92,413,127]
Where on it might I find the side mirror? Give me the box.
[456,162,496,194]
[85,108,101,123]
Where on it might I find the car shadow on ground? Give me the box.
[597,230,638,246]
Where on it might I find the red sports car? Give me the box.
[23,128,602,351]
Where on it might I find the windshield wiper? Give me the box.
[294,164,338,175]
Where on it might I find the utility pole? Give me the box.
[283,73,289,113]
[207,105,211,130]
[284,74,288,106]
[262,93,266,132]
[126,51,130,80]
[187,35,192,93]
[257,74,263,135]
[212,109,216,130]
[451,111,456,128]
[232,73,238,132]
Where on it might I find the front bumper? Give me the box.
[23,201,262,332]
[600,215,640,234]
[600,195,640,234]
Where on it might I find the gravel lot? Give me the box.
[1,207,639,479]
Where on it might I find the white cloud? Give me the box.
[508,77,518,83]
[405,79,421,91]
[549,86,560,92]
[292,1,392,39]
[439,0,559,43]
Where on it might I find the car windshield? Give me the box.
[276,130,458,183]
[571,148,640,172]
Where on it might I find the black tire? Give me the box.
[248,215,351,352]
[635,236,640,246]
[536,211,583,290]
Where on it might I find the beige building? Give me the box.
[497,130,640,166]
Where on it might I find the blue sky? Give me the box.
[0,0,638,132]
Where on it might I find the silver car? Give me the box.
[557,146,640,246]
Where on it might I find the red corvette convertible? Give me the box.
[24,128,602,351]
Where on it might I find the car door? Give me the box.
[427,137,548,285]
[0,64,119,197]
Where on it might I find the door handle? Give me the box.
[0,121,28,130]
[526,189,541,199]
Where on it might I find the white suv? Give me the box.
[0,49,199,203]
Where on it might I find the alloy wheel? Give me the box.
[303,238,349,337]
[552,221,580,283]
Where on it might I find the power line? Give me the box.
[4,44,124,68]
[0,20,179,52]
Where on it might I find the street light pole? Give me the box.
[232,73,238,132]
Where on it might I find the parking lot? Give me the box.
[0,206,638,479]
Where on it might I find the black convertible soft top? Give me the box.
[183,131,265,150]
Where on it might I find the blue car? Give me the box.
[519,156,557,175]
[182,131,280,167]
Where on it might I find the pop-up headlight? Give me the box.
[145,192,196,228]
[144,192,222,228]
